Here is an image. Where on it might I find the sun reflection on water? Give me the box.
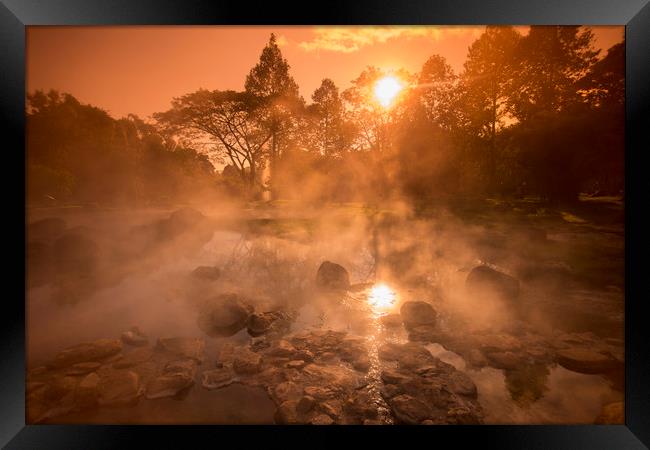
[368,283,397,314]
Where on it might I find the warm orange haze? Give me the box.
[26,26,624,426]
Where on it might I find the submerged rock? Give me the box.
[466,265,520,301]
[197,294,254,338]
[316,261,350,290]
[50,339,123,368]
[400,301,437,330]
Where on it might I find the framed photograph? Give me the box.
[3,0,649,448]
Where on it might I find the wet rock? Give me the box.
[319,399,343,420]
[466,265,520,301]
[197,293,254,338]
[28,217,67,240]
[400,301,437,330]
[66,362,102,376]
[556,348,620,374]
[312,414,335,425]
[484,351,523,370]
[156,337,205,363]
[201,367,235,390]
[381,314,403,328]
[304,385,339,400]
[345,391,379,421]
[595,402,624,424]
[50,339,123,368]
[446,406,481,424]
[75,372,100,410]
[273,381,304,403]
[316,261,350,290]
[480,334,522,353]
[363,419,383,425]
[275,400,301,424]
[267,340,296,358]
[165,359,198,378]
[233,348,262,374]
[286,360,307,370]
[297,395,316,414]
[146,372,194,399]
[389,394,431,425]
[44,376,78,404]
[121,328,148,347]
[113,346,154,369]
[98,370,141,406]
[247,311,293,337]
[191,265,221,281]
[447,371,477,397]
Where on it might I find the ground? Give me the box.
[25,196,624,424]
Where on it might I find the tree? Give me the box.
[459,26,522,190]
[510,26,600,121]
[307,78,352,157]
[415,54,456,128]
[155,89,270,191]
[245,33,303,197]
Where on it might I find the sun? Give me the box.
[368,283,397,312]
[374,76,403,108]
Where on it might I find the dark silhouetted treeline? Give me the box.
[27,27,624,207]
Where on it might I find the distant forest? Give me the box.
[27,26,624,207]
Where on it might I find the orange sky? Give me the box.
[26,26,624,119]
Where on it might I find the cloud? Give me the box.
[298,26,484,53]
[276,34,289,47]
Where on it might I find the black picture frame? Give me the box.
[2,1,649,448]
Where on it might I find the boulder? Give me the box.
[400,301,437,330]
[201,368,235,390]
[556,348,620,374]
[50,339,123,368]
[98,370,141,406]
[191,266,221,281]
[466,265,520,301]
[232,348,262,374]
[146,372,194,399]
[388,394,431,425]
[197,294,254,338]
[156,337,205,363]
[247,311,292,337]
[158,207,205,239]
[275,400,301,424]
[316,261,350,290]
[121,327,148,347]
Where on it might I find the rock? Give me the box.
[247,311,292,337]
[50,339,123,368]
[351,356,371,372]
[275,400,301,424]
[121,330,148,347]
[146,372,194,399]
[297,395,316,414]
[446,406,481,424]
[556,348,620,374]
[201,368,234,390]
[286,360,307,370]
[379,342,435,369]
[233,348,262,374]
[197,294,254,338]
[380,314,403,328]
[447,372,477,397]
[75,372,100,410]
[28,217,67,240]
[389,394,431,425]
[466,265,520,301]
[52,232,99,275]
[595,402,624,424]
[113,346,154,369]
[44,376,78,404]
[191,266,221,281]
[164,359,198,378]
[156,337,205,363]
[304,385,338,400]
[98,370,141,406]
[66,362,102,376]
[267,340,296,358]
[158,207,205,239]
[273,381,304,403]
[480,334,522,353]
[400,301,437,330]
[363,419,383,425]
[316,261,350,290]
[381,369,412,385]
[485,351,523,370]
[319,400,343,419]
[312,414,335,425]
